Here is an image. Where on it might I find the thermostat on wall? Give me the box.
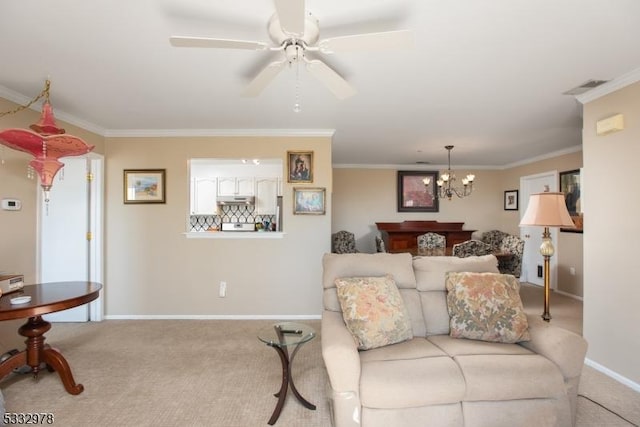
[1,198,22,211]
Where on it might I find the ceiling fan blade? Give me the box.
[318,30,414,53]
[273,0,306,36]
[306,59,356,100]
[242,60,287,97]
[170,36,268,50]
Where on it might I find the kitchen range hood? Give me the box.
[216,195,255,205]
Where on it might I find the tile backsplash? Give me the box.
[190,205,276,231]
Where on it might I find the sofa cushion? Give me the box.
[413,255,499,292]
[335,275,413,350]
[413,255,500,336]
[456,354,566,401]
[323,253,416,312]
[445,272,530,343]
[360,356,465,408]
[359,337,447,363]
[427,335,533,357]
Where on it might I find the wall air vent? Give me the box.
[563,79,609,95]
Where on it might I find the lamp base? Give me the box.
[541,229,553,323]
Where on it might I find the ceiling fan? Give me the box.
[169,0,413,100]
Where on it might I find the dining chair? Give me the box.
[452,239,493,258]
[417,232,446,249]
[480,230,509,252]
[332,230,358,254]
[498,235,525,277]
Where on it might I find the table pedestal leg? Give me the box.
[0,316,84,395]
[267,342,316,425]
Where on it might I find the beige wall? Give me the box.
[104,136,332,317]
[333,149,583,296]
[581,80,640,385]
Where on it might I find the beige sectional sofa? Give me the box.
[321,252,588,427]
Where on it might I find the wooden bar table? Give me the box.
[0,281,102,395]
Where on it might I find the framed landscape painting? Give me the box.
[293,187,325,215]
[124,169,166,204]
[397,171,439,212]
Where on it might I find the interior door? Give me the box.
[520,172,558,287]
[38,156,103,322]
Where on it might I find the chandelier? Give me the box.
[0,80,94,204]
[423,145,475,200]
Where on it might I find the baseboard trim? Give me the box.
[554,289,583,301]
[104,314,322,320]
[585,358,640,393]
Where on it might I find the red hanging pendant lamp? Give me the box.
[0,80,94,203]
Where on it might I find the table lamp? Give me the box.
[519,191,575,321]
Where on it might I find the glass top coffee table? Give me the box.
[257,322,316,425]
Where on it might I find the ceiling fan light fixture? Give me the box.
[169,0,411,101]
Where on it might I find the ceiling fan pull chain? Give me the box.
[293,47,302,113]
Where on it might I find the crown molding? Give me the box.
[0,84,106,136]
[104,128,335,138]
[576,67,640,104]
[500,145,582,169]
[333,163,496,170]
[2,85,335,139]
[334,145,583,171]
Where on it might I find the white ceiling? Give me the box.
[1,0,639,167]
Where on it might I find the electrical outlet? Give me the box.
[569,267,576,276]
[219,281,227,298]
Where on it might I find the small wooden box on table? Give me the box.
[376,221,475,252]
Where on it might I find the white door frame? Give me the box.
[519,171,559,289]
[36,154,104,321]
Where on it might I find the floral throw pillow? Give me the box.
[445,272,530,343]
[335,275,413,350]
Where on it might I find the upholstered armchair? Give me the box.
[452,239,493,258]
[332,230,358,254]
[481,230,509,252]
[417,232,446,249]
[498,234,525,277]
[375,235,387,253]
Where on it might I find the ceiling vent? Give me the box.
[563,79,608,95]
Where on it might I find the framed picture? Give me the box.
[287,151,313,183]
[124,169,166,204]
[504,190,519,210]
[559,169,583,233]
[397,171,439,212]
[293,187,325,215]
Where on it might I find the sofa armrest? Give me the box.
[519,315,588,380]
[322,310,361,392]
[322,310,362,427]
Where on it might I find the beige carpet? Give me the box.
[1,285,639,426]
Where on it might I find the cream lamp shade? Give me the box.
[519,192,575,228]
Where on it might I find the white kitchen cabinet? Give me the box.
[254,177,279,215]
[217,177,254,196]
[191,178,217,215]
[237,177,254,195]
